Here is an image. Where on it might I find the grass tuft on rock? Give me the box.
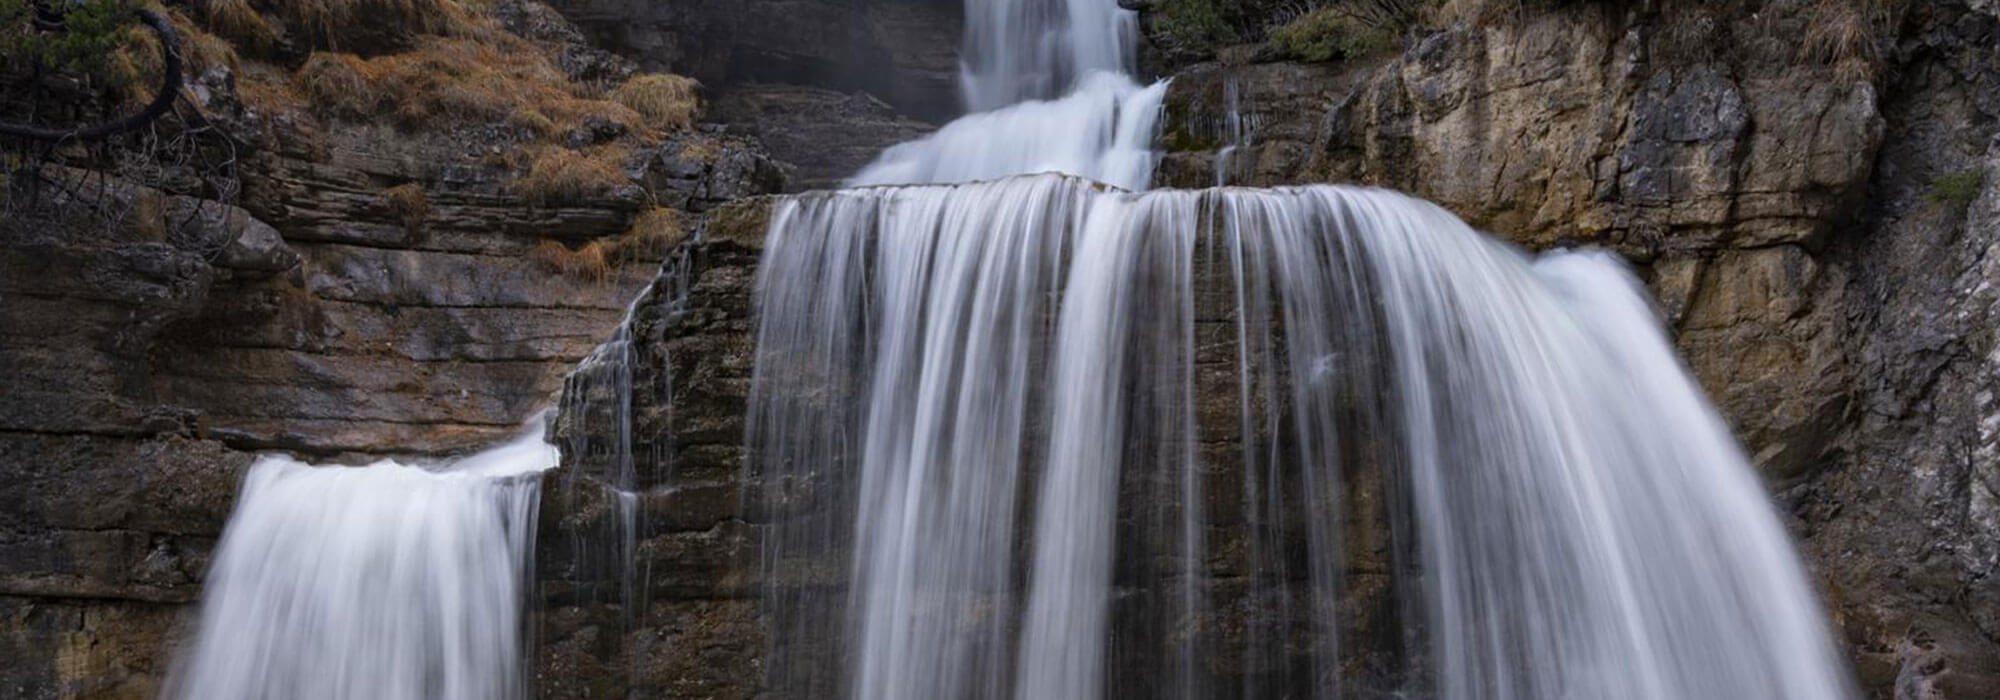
[514,146,630,205]
[609,207,684,261]
[612,74,700,132]
[532,239,613,282]
[380,183,430,234]
[1801,0,1904,81]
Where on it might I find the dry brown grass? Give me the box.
[236,61,307,114]
[195,0,277,51]
[514,146,631,204]
[532,239,613,282]
[611,74,700,132]
[108,9,240,105]
[607,207,685,262]
[273,0,467,51]
[380,183,429,234]
[506,107,559,139]
[1802,0,1903,81]
[529,206,682,279]
[295,39,647,133]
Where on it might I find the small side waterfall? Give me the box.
[162,428,554,700]
[748,174,1857,700]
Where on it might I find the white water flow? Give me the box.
[749,174,1857,700]
[847,0,1165,189]
[162,427,556,700]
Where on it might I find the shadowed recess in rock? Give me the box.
[746,172,1858,700]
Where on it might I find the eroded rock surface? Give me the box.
[0,1,784,695]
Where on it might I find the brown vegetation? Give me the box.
[380,183,430,235]
[193,0,277,51]
[513,146,631,205]
[1802,0,1904,81]
[529,205,685,280]
[609,207,685,262]
[295,39,644,131]
[531,239,613,282]
[611,74,701,132]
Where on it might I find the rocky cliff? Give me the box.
[0,0,781,696]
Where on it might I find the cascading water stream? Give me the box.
[848,0,1166,189]
[161,427,555,700]
[748,174,1858,700]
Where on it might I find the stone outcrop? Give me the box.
[0,1,785,695]
[537,197,772,700]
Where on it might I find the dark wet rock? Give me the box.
[708,87,935,191]
[552,0,962,122]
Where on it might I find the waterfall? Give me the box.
[161,428,554,700]
[958,0,1133,110]
[847,0,1166,189]
[749,174,1857,700]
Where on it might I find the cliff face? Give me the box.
[542,2,2000,700]
[0,0,782,696]
[1142,2,2000,696]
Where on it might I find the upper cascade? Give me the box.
[847,0,1166,190]
[958,0,1136,111]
